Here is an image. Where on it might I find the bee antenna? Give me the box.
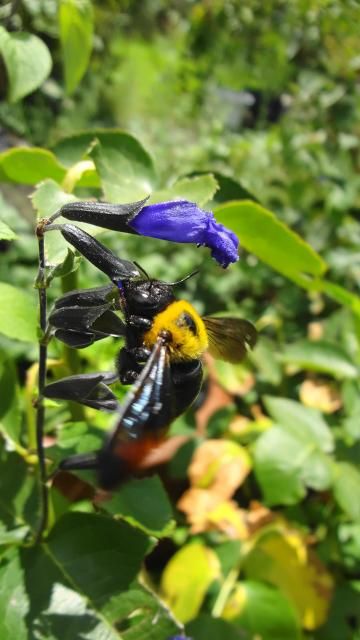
[168,269,200,286]
[133,261,150,280]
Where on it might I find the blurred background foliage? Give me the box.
[1,1,360,639]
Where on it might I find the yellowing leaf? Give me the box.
[299,379,342,414]
[161,543,220,623]
[243,525,333,629]
[177,488,248,538]
[188,439,252,499]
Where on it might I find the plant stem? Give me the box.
[34,229,49,543]
[212,568,239,618]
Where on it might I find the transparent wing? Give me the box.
[106,336,173,449]
[203,316,257,363]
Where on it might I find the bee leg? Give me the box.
[116,346,151,384]
[127,315,152,330]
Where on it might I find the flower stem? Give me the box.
[33,229,49,543]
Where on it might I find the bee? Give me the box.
[47,225,257,488]
[57,261,257,489]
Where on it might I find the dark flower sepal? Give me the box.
[60,224,140,280]
[44,372,120,412]
[49,284,125,349]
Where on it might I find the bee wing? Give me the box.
[203,316,258,363]
[106,337,173,449]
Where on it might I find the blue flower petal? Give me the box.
[130,200,239,268]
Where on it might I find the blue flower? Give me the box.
[130,200,239,268]
[58,198,239,268]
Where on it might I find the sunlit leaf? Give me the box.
[0,27,52,102]
[90,132,157,202]
[280,340,358,379]
[0,358,21,445]
[215,200,327,287]
[222,580,301,640]
[299,379,342,414]
[0,549,29,640]
[188,439,252,498]
[0,221,16,241]
[178,488,248,538]
[31,179,104,267]
[254,426,307,505]
[161,543,221,623]
[0,148,66,185]
[264,396,334,453]
[59,0,94,95]
[0,282,37,343]
[333,462,360,521]
[150,174,219,207]
[254,407,334,506]
[243,525,334,630]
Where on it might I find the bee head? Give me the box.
[122,279,175,317]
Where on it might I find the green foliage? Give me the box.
[0,283,37,343]
[59,0,94,95]
[1,1,360,638]
[0,26,52,103]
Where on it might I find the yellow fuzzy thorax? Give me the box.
[143,300,208,361]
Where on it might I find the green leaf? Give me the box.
[254,397,335,504]
[21,513,156,639]
[0,449,38,533]
[90,132,157,202]
[243,526,333,630]
[46,513,149,604]
[59,0,94,95]
[210,172,258,204]
[103,476,174,537]
[0,549,29,640]
[254,426,307,505]
[187,614,248,640]
[333,462,360,521]
[318,280,360,316]
[280,340,358,379]
[0,148,66,185]
[0,524,29,546]
[149,174,219,207]
[222,580,301,640]
[302,450,333,491]
[215,200,326,287]
[0,27,52,102]
[317,583,360,640]
[52,131,102,166]
[107,586,180,640]
[0,221,16,241]
[0,358,21,445]
[264,396,334,453]
[32,179,119,269]
[0,282,37,343]
[161,542,221,623]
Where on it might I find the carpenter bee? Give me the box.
[47,226,257,488]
